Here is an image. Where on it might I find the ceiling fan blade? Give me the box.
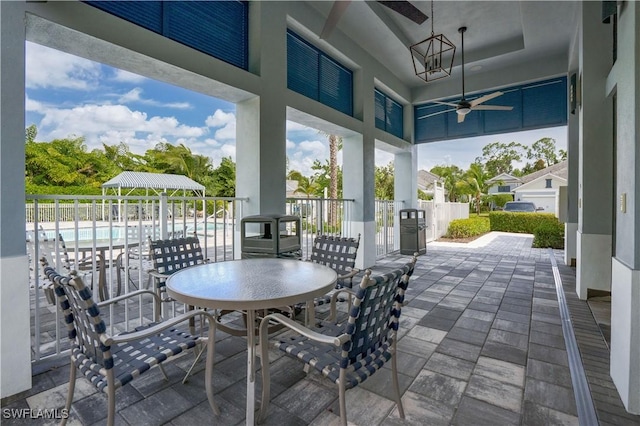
[457,113,466,123]
[432,100,460,108]
[418,108,456,120]
[377,1,428,25]
[471,105,514,111]
[320,1,352,39]
[470,91,504,107]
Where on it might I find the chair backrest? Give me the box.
[39,233,73,275]
[149,236,205,276]
[343,257,415,365]
[309,234,360,278]
[41,261,113,371]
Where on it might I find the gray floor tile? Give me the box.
[524,378,577,416]
[528,343,569,367]
[424,352,476,381]
[487,328,529,350]
[446,326,488,346]
[526,358,573,389]
[492,318,530,335]
[465,374,523,412]
[452,396,521,426]
[474,356,525,387]
[408,370,467,407]
[436,338,482,362]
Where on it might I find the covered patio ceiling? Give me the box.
[307,1,579,102]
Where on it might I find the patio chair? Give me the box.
[37,233,101,301]
[41,260,219,426]
[295,234,360,323]
[115,224,155,292]
[258,255,417,425]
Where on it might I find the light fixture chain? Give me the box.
[430,0,434,36]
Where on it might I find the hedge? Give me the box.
[445,217,490,239]
[489,212,559,234]
[533,221,565,249]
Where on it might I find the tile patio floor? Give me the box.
[3,232,640,425]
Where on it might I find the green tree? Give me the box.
[294,176,320,198]
[375,162,394,200]
[462,162,491,215]
[476,141,527,177]
[209,157,236,197]
[430,164,465,202]
[528,137,560,167]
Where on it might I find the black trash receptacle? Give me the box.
[240,214,302,259]
[399,209,427,255]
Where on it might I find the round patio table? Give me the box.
[166,258,337,425]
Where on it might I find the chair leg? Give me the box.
[60,365,76,426]
[107,383,115,426]
[391,354,405,419]
[258,319,272,422]
[204,322,220,415]
[338,382,348,426]
[182,343,206,384]
[158,364,169,381]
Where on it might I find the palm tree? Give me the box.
[464,162,490,215]
[327,134,341,226]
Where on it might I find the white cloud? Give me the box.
[112,69,147,84]
[25,96,43,113]
[117,88,191,109]
[119,88,143,103]
[35,103,207,152]
[26,42,101,90]
[206,109,235,127]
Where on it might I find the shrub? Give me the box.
[489,211,559,234]
[445,217,490,239]
[533,221,565,249]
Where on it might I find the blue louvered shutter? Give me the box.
[87,1,162,33]
[375,90,386,130]
[319,56,353,115]
[85,1,248,70]
[287,32,320,100]
[164,1,248,69]
[483,89,522,133]
[522,79,567,128]
[386,97,403,138]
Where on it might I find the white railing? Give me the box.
[26,194,245,362]
[418,200,470,241]
[375,200,405,258]
[26,194,363,363]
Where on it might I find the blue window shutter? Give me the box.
[415,77,567,143]
[164,1,248,69]
[287,32,319,101]
[415,104,448,141]
[319,56,352,115]
[522,79,567,128]
[483,89,522,133]
[386,97,403,138]
[86,1,162,33]
[287,30,353,116]
[375,90,386,130]
[85,1,248,70]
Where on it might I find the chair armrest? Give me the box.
[337,268,360,281]
[97,289,161,308]
[259,313,349,347]
[104,309,215,346]
[328,288,357,321]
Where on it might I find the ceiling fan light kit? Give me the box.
[410,0,455,83]
[418,26,514,123]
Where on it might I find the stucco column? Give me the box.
[0,2,32,398]
[343,134,376,269]
[394,148,417,209]
[576,1,614,299]
[608,1,640,414]
[236,2,287,218]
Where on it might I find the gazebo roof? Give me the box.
[102,171,204,195]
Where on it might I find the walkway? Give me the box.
[2,232,639,425]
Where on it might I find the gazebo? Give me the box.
[102,171,205,222]
[102,171,205,197]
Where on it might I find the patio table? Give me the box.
[66,239,141,301]
[165,258,337,425]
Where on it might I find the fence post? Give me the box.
[160,192,168,239]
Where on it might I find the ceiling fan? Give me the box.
[419,27,513,123]
[320,1,428,39]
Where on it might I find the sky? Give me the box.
[25,42,566,177]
